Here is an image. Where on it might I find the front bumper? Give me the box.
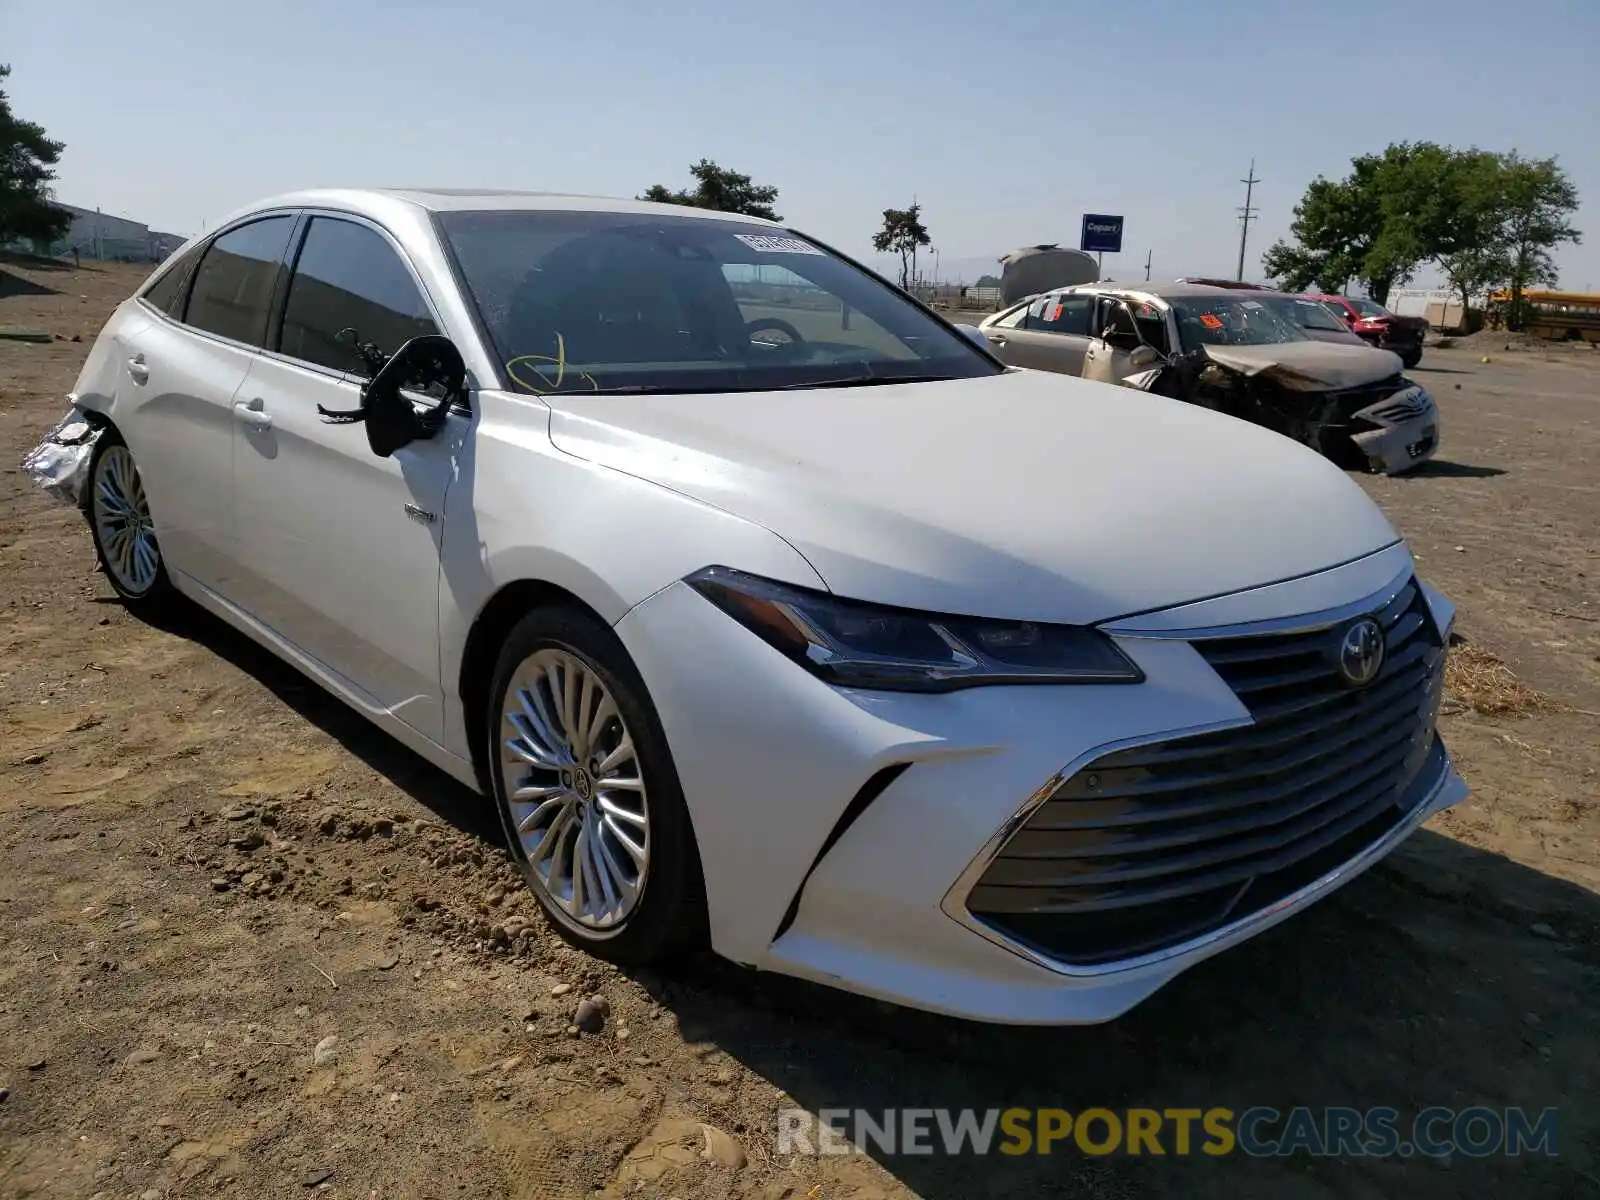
[1349,385,1440,474]
[615,543,1466,1024]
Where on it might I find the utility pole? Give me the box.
[1236,159,1260,282]
[1144,249,1152,281]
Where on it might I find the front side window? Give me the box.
[437,210,999,394]
[1024,293,1092,336]
[141,242,205,317]
[184,217,296,346]
[278,217,439,376]
[1130,300,1170,354]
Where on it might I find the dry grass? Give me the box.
[1443,638,1554,717]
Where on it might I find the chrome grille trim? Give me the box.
[940,571,1453,977]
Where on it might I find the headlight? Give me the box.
[687,567,1143,692]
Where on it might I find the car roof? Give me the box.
[1029,281,1288,305]
[230,186,783,226]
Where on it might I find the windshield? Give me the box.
[436,210,999,394]
[1267,297,1349,333]
[1170,296,1311,350]
[1350,298,1389,318]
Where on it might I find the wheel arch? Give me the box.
[457,578,617,794]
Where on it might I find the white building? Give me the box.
[30,204,187,262]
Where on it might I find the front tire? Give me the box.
[487,605,706,964]
[87,433,173,610]
[1400,348,1422,368]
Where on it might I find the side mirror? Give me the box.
[1128,345,1160,368]
[351,335,466,458]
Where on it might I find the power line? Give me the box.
[1236,159,1260,282]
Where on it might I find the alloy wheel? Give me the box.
[92,445,161,596]
[498,648,650,933]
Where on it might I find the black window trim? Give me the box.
[134,207,457,392]
[135,238,207,320]
[137,208,303,353]
[262,208,451,385]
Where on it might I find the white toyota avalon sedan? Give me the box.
[50,189,1466,1023]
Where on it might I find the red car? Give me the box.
[1306,294,1427,368]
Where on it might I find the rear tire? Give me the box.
[86,431,174,612]
[487,605,706,965]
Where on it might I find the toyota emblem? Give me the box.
[1337,617,1386,688]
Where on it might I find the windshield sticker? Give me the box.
[1047,300,1064,322]
[1199,313,1225,331]
[733,233,824,256]
[1241,300,1264,309]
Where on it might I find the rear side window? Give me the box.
[141,243,204,317]
[278,217,438,376]
[184,217,296,347]
[1026,294,1092,335]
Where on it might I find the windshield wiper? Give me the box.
[560,375,958,395]
[777,373,956,390]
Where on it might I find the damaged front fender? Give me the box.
[21,406,107,509]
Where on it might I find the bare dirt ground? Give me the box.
[1,261,1595,1200]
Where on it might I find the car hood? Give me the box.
[543,369,1400,624]
[1202,341,1402,390]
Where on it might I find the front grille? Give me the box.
[1366,392,1433,423]
[1325,374,1406,422]
[966,578,1447,966]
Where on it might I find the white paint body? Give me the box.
[69,189,1466,1023]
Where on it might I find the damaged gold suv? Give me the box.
[977,282,1439,474]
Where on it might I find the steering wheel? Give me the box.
[746,317,807,356]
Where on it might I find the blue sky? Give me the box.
[6,0,1598,290]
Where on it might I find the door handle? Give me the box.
[231,398,273,430]
[987,335,1007,347]
[126,354,149,384]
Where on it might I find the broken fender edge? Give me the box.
[21,405,107,509]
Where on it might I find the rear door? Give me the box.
[228,213,462,741]
[117,215,298,592]
[988,292,1095,373]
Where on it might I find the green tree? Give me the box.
[1387,145,1509,319]
[974,273,1001,287]
[640,159,781,220]
[0,64,70,247]
[1265,142,1582,319]
[1494,152,1580,327]
[871,204,931,289]
[1262,144,1435,303]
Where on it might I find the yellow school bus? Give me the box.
[1487,289,1600,341]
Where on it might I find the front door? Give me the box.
[228,214,461,741]
[1083,295,1147,385]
